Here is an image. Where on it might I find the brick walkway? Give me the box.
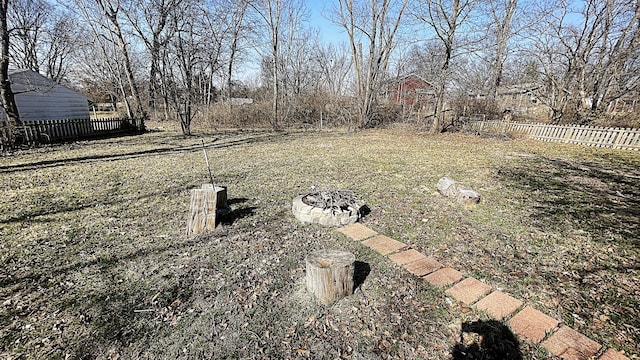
[337,223,631,360]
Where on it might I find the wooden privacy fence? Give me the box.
[466,120,640,150]
[2,117,142,147]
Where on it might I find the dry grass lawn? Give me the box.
[1,127,638,359]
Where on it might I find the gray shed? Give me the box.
[1,69,89,122]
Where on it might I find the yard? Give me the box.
[1,127,638,359]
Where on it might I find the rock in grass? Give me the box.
[437,177,481,205]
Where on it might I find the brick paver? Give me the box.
[599,349,630,360]
[404,257,443,277]
[474,291,524,320]
[337,223,378,241]
[445,277,492,305]
[343,223,622,359]
[509,306,559,343]
[541,326,601,360]
[361,235,406,255]
[389,249,426,266]
[424,267,463,287]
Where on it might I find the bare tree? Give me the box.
[405,40,446,83]
[250,0,283,129]
[72,0,128,116]
[164,0,200,135]
[0,0,20,147]
[250,0,307,129]
[332,0,409,128]
[91,0,148,127]
[198,0,227,108]
[519,1,571,122]
[7,0,49,72]
[125,0,178,119]
[578,0,640,121]
[413,0,477,132]
[71,0,137,117]
[76,34,134,115]
[525,0,640,123]
[281,29,318,93]
[484,0,519,102]
[279,29,328,123]
[7,0,81,83]
[221,0,250,114]
[160,0,227,135]
[316,42,352,98]
[41,14,77,82]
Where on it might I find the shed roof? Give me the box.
[2,69,90,122]
[9,69,87,100]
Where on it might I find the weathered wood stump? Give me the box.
[186,184,228,235]
[306,249,355,305]
[202,184,229,212]
[437,177,481,205]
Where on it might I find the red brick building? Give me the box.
[383,74,436,107]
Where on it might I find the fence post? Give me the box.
[612,128,624,149]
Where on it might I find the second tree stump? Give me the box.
[306,249,355,305]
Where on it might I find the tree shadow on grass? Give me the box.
[219,198,257,226]
[451,320,522,360]
[497,155,640,249]
[496,153,640,355]
[0,130,297,174]
[0,228,216,358]
[0,185,186,225]
[54,251,200,359]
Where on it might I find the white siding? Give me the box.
[1,70,90,122]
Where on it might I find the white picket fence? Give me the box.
[467,120,640,150]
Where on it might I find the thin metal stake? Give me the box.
[201,139,215,187]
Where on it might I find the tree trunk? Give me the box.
[433,37,453,133]
[0,0,19,147]
[272,44,279,129]
[487,0,518,103]
[113,24,147,130]
[179,100,192,136]
[227,38,236,115]
[149,39,161,110]
[99,2,148,130]
[306,249,355,305]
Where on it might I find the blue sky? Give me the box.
[306,1,348,44]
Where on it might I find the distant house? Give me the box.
[383,74,436,107]
[0,69,90,123]
[465,83,543,117]
[493,83,542,112]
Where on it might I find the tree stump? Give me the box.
[306,249,355,305]
[202,184,230,214]
[186,184,228,235]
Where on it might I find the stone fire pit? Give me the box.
[292,190,366,227]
